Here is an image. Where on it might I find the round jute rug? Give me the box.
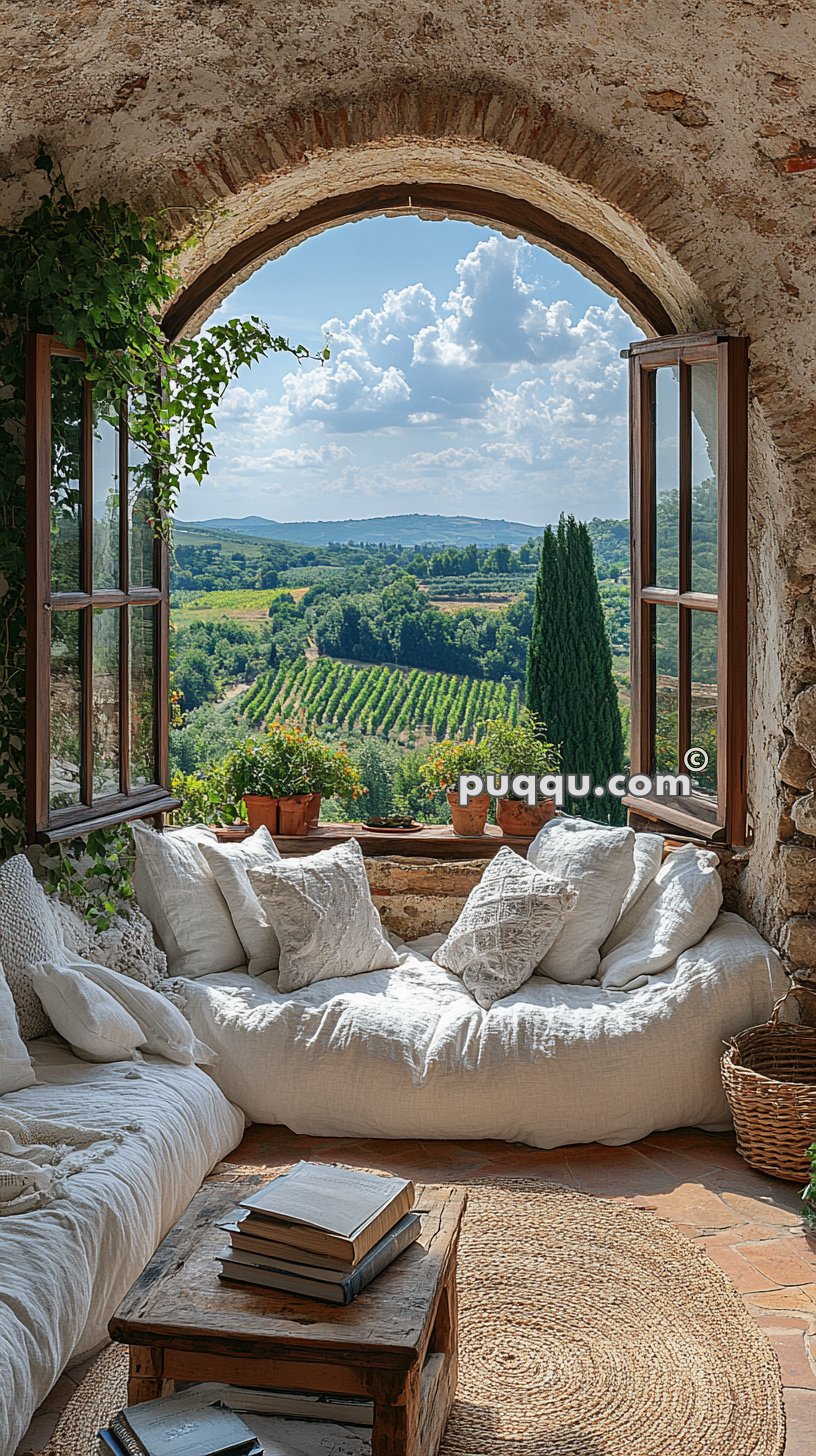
[41,1179,784,1456]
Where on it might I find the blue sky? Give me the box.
[176,216,644,527]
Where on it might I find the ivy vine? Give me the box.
[0,155,323,864]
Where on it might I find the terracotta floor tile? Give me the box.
[782,1387,816,1455]
[755,1316,816,1389]
[740,1236,816,1288]
[698,1235,782,1293]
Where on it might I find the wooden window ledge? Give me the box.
[211,822,533,860]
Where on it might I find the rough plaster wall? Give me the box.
[0,2,815,956]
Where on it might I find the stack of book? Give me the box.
[217,1161,420,1305]
[99,1387,262,1456]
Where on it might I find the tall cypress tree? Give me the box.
[526,515,625,824]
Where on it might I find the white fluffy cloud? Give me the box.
[183,231,641,523]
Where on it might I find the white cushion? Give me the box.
[247,838,400,993]
[527,817,635,984]
[199,827,282,977]
[30,962,146,1063]
[132,824,245,978]
[59,953,215,1065]
[599,844,724,990]
[618,832,664,923]
[432,847,577,1009]
[0,962,35,1094]
[55,901,166,989]
[0,855,64,1039]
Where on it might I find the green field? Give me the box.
[171,587,303,628]
[241,657,522,743]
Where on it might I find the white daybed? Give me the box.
[174,912,785,1147]
[0,1042,244,1456]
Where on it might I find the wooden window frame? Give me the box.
[625,331,748,845]
[26,331,179,842]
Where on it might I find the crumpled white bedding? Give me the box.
[175,912,786,1149]
[0,1041,244,1456]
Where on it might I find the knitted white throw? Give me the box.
[0,1108,140,1215]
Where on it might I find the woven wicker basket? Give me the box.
[721,985,816,1182]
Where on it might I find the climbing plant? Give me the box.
[0,153,322,859]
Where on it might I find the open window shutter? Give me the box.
[625,332,748,845]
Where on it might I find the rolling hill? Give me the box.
[176,512,543,548]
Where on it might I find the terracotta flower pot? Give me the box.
[277,794,312,835]
[243,794,279,833]
[446,789,490,837]
[306,792,322,829]
[496,796,556,837]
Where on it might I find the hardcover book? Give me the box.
[237,1162,415,1264]
[218,1210,422,1304]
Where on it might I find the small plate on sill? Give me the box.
[359,817,423,833]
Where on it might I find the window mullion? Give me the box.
[119,605,130,796]
[79,605,93,805]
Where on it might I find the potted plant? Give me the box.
[301,737,364,828]
[480,710,560,837]
[222,725,312,835]
[419,738,490,836]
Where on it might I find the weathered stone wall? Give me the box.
[1,3,815,957]
[365,856,488,940]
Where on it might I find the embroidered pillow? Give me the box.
[247,838,399,993]
[60,954,215,1065]
[199,826,282,977]
[432,847,577,1009]
[527,818,635,984]
[0,854,64,1039]
[132,823,245,978]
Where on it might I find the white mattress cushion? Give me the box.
[199,827,282,977]
[247,838,400,993]
[433,847,577,1008]
[0,1042,245,1456]
[0,854,64,1039]
[31,962,146,1063]
[132,823,245,978]
[599,843,724,990]
[527,817,635,983]
[0,962,35,1094]
[60,953,216,1065]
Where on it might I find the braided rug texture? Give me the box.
[41,1178,784,1456]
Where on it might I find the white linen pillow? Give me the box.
[0,961,36,1094]
[599,844,724,990]
[0,854,64,1039]
[432,847,577,1009]
[132,823,245,978]
[30,962,145,1063]
[199,827,282,976]
[527,817,635,984]
[247,838,400,993]
[60,952,215,1065]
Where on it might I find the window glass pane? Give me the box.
[130,606,156,787]
[653,605,678,775]
[691,361,718,593]
[690,611,718,797]
[653,367,679,588]
[51,357,83,593]
[92,608,120,797]
[50,611,83,809]
[92,404,120,591]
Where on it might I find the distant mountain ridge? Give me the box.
[176,513,543,548]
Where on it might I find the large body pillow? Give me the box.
[132,824,245,978]
[247,838,399,993]
[0,855,64,1039]
[199,827,282,977]
[0,962,35,1094]
[527,817,635,984]
[599,843,723,990]
[433,847,576,1008]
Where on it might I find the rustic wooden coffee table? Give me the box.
[110,1176,466,1456]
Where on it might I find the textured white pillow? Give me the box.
[527,817,635,984]
[199,827,282,976]
[132,823,245,978]
[617,832,664,924]
[0,962,36,1094]
[30,962,145,1063]
[55,901,166,989]
[599,844,724,990]
[247,838,400,993]
[432,847,577,1009]
[0,854,64,1039]
[60,953,215,1065]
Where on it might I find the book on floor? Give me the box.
[105,1387,261,1456]
[191,1383,375,1426]
[217,1208,422,1303]
[236,1162,415,1265]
